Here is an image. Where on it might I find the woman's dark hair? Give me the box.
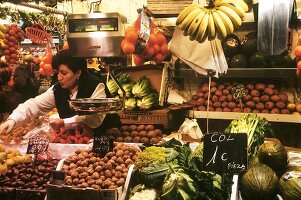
[51,49,87,75]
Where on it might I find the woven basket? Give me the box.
[25,27,52,44]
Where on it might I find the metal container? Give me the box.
[66,13,126,57]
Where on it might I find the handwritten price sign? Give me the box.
[203,133,248,172]
[93,136,114,157]
[27,137,50,154]
[231,85,248,100]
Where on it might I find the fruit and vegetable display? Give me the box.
[104,124,167,144]
[223,32,294,68]
[61,143,140,189]
[130,139,234,200]
[1,23,25,65]
[176,0,248,42]
[107,73,159,111]
[189,81,291,114]
[0,158,58,190]
[295,30,301,77]
[52,126,93,144]
[0,117,45,144]
[121,9,170,65]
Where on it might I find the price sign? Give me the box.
[231,85,248,100]
[26,137,50,154]
[203,133,248,173]
[93,136,114,157]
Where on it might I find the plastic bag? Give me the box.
[178,118,203,139]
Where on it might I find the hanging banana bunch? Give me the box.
[176,0,248,42]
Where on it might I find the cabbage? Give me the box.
[279,171,301,200]
[138,92,158,110]
[132,76,152,98]
[124,98,137,111]
[118,82,134,97]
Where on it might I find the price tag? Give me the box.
[203,133,248,173]
[231,85,248,100]
[26,137,50,154]
[93,136,114,157]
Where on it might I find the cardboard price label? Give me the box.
[231,85,248,99]
[93,136,114,157]
[26,137,50,154]
[203,133,248,173]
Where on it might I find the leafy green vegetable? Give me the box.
[137,92,159,110]
[118,82,134,97]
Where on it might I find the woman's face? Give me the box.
[57,64,81,90]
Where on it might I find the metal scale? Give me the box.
[66,1,126,114]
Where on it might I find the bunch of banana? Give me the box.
[176,0,248,42]
[0,24,7,49]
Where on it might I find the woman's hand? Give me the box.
[0,119,16,134]
[49,118,64,132]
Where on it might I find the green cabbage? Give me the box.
[137,92,158,110]
[132,76,152,98]
[118,82,134,97]
[124,97,137,111]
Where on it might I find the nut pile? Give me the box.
[105,125,167,144]
[62,143,140,190]
[189,82,289,114]
[0,159,58,190]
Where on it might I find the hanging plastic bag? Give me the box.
[178,118,203,139]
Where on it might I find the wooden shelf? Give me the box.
[188,110,301,123]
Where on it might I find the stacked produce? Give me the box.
[295,30,301,77]
[107,73,159,111]
[223,32,294,68]
[0,117,44,144]
[130,139,234,199]
[62,143,140,189]
[121,10,170,65]
[2,24,25,64]
[104,124,167,144]
[239,139,301,200]
[52,125,93,144]
[176,0,248,42]
[189,81,290,114]
[0,145,33,174]
[38,44,53,76]
[0,158,58,190]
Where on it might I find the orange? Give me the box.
[62,41,69,50]
[142,45,154,58]
[297,60,301,70]
[156,33,166,45]
[153,53,165,64]
[298,35,301,45]
[133,54,145,66]
[298,30,301,36]
[125,31,139,44]
[160,43,170,55]
[125,26,139,35]
[121,39,126,49]
[122,42,135,54]
[152,44,160,54]
[295,46,301,57]
[148,34,158,46]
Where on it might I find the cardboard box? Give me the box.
[111,64,170,106]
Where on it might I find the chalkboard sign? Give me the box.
[26,137,50,154]
[93,136,114,157]
[203,133,248,172]
[231,85,248,99]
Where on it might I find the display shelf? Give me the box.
[188,110,301,123]
[173,68,297,78]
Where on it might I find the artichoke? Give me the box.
[107,79,119,95]
[138,92,158,110]
[107,73,132,95]
[125,97,137,111]
[118,82,134,97]
[132,76,152,98]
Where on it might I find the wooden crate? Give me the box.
[147,0,193,17]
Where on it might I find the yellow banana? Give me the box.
[216,2,245,19]
[176,4,200,25]
[215,9,234,35]
[195,12,210,43]
[217,5,242,27]
[207,11,216,41]
[229,0,249,12]
[187,8,206,37]
[179,8,202,33]
[0,24,7,33]
[212,10,228,39]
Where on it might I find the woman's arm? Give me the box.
[8,86,56,124]
[63,83,107,129]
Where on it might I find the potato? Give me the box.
[147,131,156,139]
[226,85,233,90]
[150,138,159,144]
[212,95,219,102]
[139,131,147,137]
[120,126,128,132]
[122,131,130,137]
[128,125,137,132]
[271,108,280,114]
[287,103,296,112]
[255,83,266,92]
[215,90,223,97]
[219,95,227,102]
[280,109,291,114]
[198,106,206,111]
[278,93,288,102]
[228,102,236,109]
[213,102,221,108]
[226,94,233,102]
[210,87,217,94]
[215,108,223,112]
[223,107,231,112]
[243,95,252,102]
[154,129,162,137]
[130,131,139,138]
[256,103,265,111]
[232,108,242,112]
[196,98,205,106]
[123,136,132,143]
[111,128,121,137]
[265,101,274,110]
[137,125,145,131]
[270,95,280,103]
[252,97,260,103]
[260,95,269,103]
[246,84,254,91]
[264,88,274,96]
[275,101,286,109]
[209,107,214,111]
[204,92,209,99]
[140,137,149,143]
[243,108,252,113]
[221,102,228,108]
[201,85,209,93]
[261,109,270,113]
[196,92,204,98]
[222,89,230,95]
[253,110,260,113]
[205,100,213,107]
[145,125,155,131]
[250,90,260,97]
[218,84,225,90]
[267,84,276,89]
[133,136,141,143]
